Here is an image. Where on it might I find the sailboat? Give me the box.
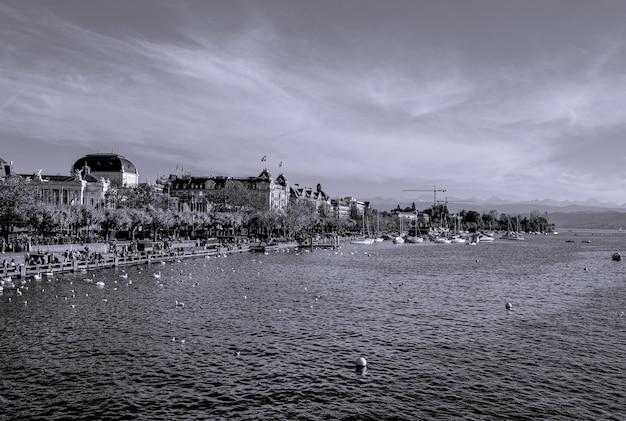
[351,212,375,245]
[405,214,423,243]
[393,216,405,244]
[374,214,384,242]
[500,218,525,240]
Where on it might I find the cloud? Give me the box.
[2,1,626,203]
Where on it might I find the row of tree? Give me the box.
[0,175,552,244]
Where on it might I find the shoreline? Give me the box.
[1,241,299,281]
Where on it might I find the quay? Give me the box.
[1,236,337,282]
[1,241,222,280]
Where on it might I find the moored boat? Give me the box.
[405,236,423,243]
[249,241,280,253]
[350,238,375,245]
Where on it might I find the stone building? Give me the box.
[158,169,290,213]
[72,153,139,187]
[23,167,110,208]
[0,156,13,177]
[330,196,368,219]
[290,183,331,215]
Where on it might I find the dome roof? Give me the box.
[72,153,137,174]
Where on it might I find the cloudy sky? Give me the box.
[2,0,626,205]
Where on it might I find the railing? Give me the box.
[2,247,220,280]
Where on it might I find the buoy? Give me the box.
[355,356,368,375]
[505,302,512,310]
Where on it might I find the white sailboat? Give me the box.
[500,218,524,240]
[393,215,405,244]
[351,211,375,245]
[374,213,384,242]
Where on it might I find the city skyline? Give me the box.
[2,1,626,205]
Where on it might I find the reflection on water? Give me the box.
[1,232,625,420]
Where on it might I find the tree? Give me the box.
[145,206,172,240]
[106,184,169,210]
[119,208,152,240]
[281,200,317,238]
[26,202,61,236]
[99,208,128,240]
[529,210,549,232]
[482,210,499,231]
[463,210,481,231]
[0,175,36,242]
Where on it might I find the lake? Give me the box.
[1,230,625,420]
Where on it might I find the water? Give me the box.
[1,231,625,420]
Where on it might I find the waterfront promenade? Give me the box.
[1,242,235,281]
[0,238,311,282]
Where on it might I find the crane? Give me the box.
[403,185,447,207]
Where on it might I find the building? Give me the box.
[23,167,110,208]
[0,156,13,177]
[330,196,368,219]
[158,169,290,213]
[290,183,331,215]
[72,153,139,187]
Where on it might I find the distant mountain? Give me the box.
[366,196,626,214]
[548,211,626,230]
[366,196,626,229]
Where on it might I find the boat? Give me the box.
[373,214,384,242]
[465,233,480,245]
[500,232,525,241]
[350,238,375,245]
[477,233,495,242]
[405,236,423,243]
[351,211,376,245]
[249,241,280,252]
[500,218,525,241]
[392,236,405,244]
[433,237,452,244]
[612,252,621,261]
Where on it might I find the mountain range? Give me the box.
[365,195,626,229]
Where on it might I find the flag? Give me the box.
[261,155,267,162]
[279,161,282,167]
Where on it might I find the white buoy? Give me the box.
[356,356,367,368]
[505,302,512,310]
